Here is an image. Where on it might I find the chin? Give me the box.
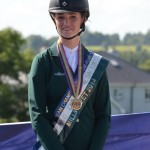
[62,33,74,38]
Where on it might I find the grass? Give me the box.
[85,45,150,52]
[142,45,150,52]
[85,46,104,51]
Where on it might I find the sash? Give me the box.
[33,51,109,150]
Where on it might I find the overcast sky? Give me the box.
[1,0,150,39]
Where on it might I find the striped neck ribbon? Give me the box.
[57,42,83,98]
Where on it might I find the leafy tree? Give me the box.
[25,35,46,52]
[123,33,134,45]
[118,49,150,69]
[105,34,120,45]
[144,30,150,45]
[81,29,120,46]
[0,28,34,123]
[139,59,150,72]
[23,35,58,53]
[0,28,25,78]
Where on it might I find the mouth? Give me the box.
[60,27,74,37]
[63,28,72,32]
[62,26,72,31]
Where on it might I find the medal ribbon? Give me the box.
[57,42,83,98]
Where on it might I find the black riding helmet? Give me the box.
[48,0,90,18]
[48,0,90,40]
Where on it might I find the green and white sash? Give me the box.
[53,49,108,143]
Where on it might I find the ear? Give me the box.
[83,17,88,23]
[81,17,87,25]
[80,23,85,30]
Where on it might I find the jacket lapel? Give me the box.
[48,42,62,68]
[47,42,90,72]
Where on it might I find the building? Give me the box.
[97,51,150,115]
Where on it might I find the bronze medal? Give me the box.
[71,99,82,111]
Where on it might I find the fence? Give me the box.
[0,113,150,150]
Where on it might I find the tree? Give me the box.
[144,30,150,45]
[0,28,34,123]
[23,35,58,53]
[25,35,46,52]
[0,28,25,78]
[139,59,150,72]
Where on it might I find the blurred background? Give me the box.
[0,0,150,123]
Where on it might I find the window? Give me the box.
[145,89,150,102]
[113,89,123,101]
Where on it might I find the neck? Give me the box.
[58,36,80,49]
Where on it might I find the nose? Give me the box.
[63,18,70,26]
[63,19,67,26]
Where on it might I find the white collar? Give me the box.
[63,45,79,54]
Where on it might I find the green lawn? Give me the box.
[86,45,150,52]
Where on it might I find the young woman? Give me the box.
[28,0,111,150]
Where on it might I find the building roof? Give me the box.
[96,51,150,85]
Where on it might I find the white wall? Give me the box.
[110,84,150,115]
[133,86,150,113]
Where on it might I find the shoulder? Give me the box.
[32,50,48,66]
[95,52,109,68]
[33,41,57,63]
[30,50,48,74]
[82,44,109,69]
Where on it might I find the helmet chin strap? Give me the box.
[56,25,85,40]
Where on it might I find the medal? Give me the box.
[71,99,82,110]
[58,42,84,111]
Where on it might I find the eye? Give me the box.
[71,15,76,18]
[70,15,77,20]
[55,14,65,21]
[57,16,65,20]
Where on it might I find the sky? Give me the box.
[0,0,150,39]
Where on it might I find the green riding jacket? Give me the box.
[28,42,111,150]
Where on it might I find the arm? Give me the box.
[89,71,111,150]
[28,54,65,150]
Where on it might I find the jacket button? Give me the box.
[76,119,79,122]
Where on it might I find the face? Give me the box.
[53,12,84,39]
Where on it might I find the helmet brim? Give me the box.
[49,9,89,18]
[49,9,74,13]
[48,8,88,13]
